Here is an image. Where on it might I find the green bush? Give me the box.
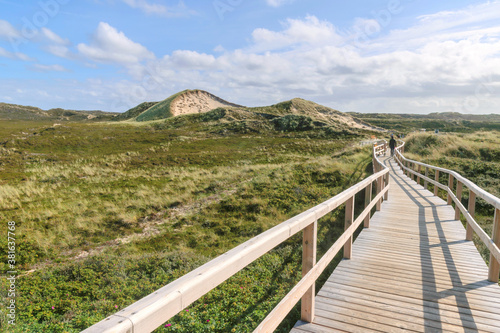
[271,115,314,132]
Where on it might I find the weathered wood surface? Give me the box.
[291,156,500,333]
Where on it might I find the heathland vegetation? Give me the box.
[0,96,377,332]
[1,93,498,332]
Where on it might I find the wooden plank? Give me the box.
[455,181,463,220]
[318,282,500,323]
[344,196,354,259]
[316,289,500,331]
[424,166,429,190]
[467,191,476,241]
[376,175,382,211]
[301,221,317,322]
[325,272,500,310]
[315,297,484,333]
[332,266,500,302]
[314,309,409,333]
[364,183,372,228]
[334,265,500,298]
[489,208,500,282]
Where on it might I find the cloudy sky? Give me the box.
[1,0,500,114]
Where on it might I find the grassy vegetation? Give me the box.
[350,112,500,133]
[403,131,500,264]
[113,102,158,121]
[136,91,185,122]
[4,99,497,332]
[0,113,375,332]
[0,103,116,122]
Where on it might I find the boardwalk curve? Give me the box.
[291,155,500,333]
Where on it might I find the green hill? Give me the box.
[349,111,500,132]
[113,102,158,121]
[0,102,116,122]
[135,90,185,121]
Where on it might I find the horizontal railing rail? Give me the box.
[394,142,500,283]
[83,142,390,333]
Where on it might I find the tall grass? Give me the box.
[0,119,374,332]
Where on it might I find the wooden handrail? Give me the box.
[394,142,500,283]
[82,142,390,333]
[394,143,500,209]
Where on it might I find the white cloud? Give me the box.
[121,0,196,17]
[45,45,71,58]
[266,0,294,8]
[29,64,69,72]
[168,50,216,69]
[0,46,13,58]
[77,22,155,65]
[0,46,33,61]
[116,2,500,114]
[40,27,70,45]
[251,15,342,52]
[10,2,500,114]
[0,19,19,39]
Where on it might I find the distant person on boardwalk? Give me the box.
[389,134,396,156]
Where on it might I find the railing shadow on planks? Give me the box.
[83,141,390,333]
[393,141,500,283]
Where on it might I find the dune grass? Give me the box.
[0,118,375,332]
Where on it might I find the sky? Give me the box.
[1,0,500,114]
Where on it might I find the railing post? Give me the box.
[434,170,440,196]
[301,220,317,322]
[466,191,476,241]
[454,181,463,220]
[376,175,382,211]
[384,173,389,201]
[447,174,454,205]
[424,167,429,190]
[364,183,372,228]
[372,147,376,174]
[344,196,354,259]
[417,165,421,185]
[488,209,500,283]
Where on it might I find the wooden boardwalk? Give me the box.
[291,156,500,333]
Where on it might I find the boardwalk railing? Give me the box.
[394,141,500,283]
[83,142,390,333]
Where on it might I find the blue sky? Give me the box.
[1,0,499,114]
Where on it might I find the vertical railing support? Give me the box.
[447,174,454,205]
[301,220,317,322]
[417,165,421,185]
[466,191,476,241]
[364,183,372,228]
[372,148,376,174]
[424,167,429,190]
[434,170,440,196]
[384,174,389,201]
[454,181,463,220]
[376,175,382,211]
[488,209,500,283]
[344,196,354,259]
